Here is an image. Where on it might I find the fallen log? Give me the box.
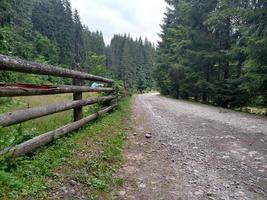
[0,54,114,83]
[0,84,114,97]
[0,105,116,158]
[0,95,116,127]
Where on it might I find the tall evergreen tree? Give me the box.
[0,0,13,26]
[109,34,155,91]
[73,9,84,63]
[156,0,267,109]
[60,0,74,65]
[0,0,156,90]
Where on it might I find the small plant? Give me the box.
[88,177,107,191]
[13,127,40,145]
[0,170,24,190]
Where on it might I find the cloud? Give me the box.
[70,0,167,44]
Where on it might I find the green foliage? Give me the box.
[73,9,84,63]
[0,26,13,55]
[34,33,59,64]
[0,171,24,191]
[108,35,156,91]
[0,0,109,83]
[83,53,107,76]
[0,0,155,91]
[156,0,267,109]
[0,97,131,199]
[0,0,13,26]
[83,28,105,56]
[0,126,39,151]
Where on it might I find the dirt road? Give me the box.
[113,93,267,200]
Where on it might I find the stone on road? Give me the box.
[114,93,267,200]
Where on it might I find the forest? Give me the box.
[0,0,267,199]
[0,0,155,91]
[0,0,267,107]
[0,1,156,197]
[155,0,267,109]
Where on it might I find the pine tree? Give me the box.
[155,0,267,109]
[0,0,156,90]
[60,0,74,65]
[0,0,13,26]
[73,9,84,63]
[242,0,267,108]
[108,34,155,91]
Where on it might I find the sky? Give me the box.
[69,0,167,45]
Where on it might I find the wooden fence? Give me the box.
[0,54,118,158]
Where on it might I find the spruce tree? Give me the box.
[73,9,84,63]
[155,0,267,109]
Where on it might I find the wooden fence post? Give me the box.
[72,63,83,121]
[0,54,118,158]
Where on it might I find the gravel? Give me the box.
[115,93,267,200]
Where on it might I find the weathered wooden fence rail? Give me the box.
[0,54,118,158]
[0,54,114,83]
[0,84,114,97]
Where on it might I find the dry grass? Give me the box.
[14,92,98,132]
[0,92,99,149]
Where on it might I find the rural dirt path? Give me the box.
[112,93,267,200]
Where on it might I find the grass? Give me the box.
[0,93,100,150]
[161,94,267,116]
[239,106,267,115]
[0,95,132,199]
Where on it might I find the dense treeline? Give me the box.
[0,0,105,83]
[0,0,155,91]
[155,0,267,109]
[107,35,155,91]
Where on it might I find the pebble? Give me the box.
[194,190,203,195]
[139,183,146,188]
[189,180,197,184]
[222,155,230,159]
[70,180,76,186]
[229,194,235,198]
[206,192,215,196]
[61,186,67,191]
[151,181,158,185]
[70,189,75,193]
[248,151,258,157]
[118,191,126,196]
[145,133,152,139]
[255,157,263,161]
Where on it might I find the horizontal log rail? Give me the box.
[0,95,116,127]
[0,54,119,158]
[0,83,114,97]
[0,105,116,158]
[0,54,114,83]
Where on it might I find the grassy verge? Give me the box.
[162,94,267,116]
[0,97,132,199]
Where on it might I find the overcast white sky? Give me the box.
[69,0,167,45]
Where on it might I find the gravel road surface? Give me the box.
[113,93,267,200]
